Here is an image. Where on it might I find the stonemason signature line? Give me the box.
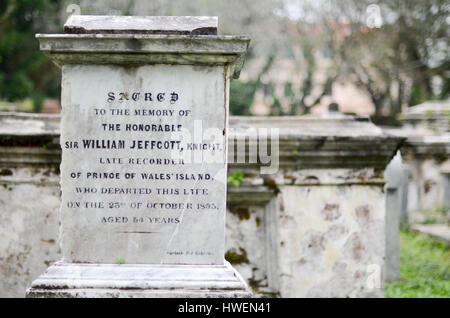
[117,231,162,234]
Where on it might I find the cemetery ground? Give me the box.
[385,226,450,298]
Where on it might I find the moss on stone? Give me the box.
[263,177,280,194]
[225,247,249,265]
[229,206,251,221]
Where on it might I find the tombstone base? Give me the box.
[26,261,252,298]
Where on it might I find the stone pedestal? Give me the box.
[27,261,249,298]
[27,15,251,298]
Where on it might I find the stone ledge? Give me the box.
[402,138,450,157]
[64,15,218,35]
[227,185,275,206]
[0,147,60,167]
[26,261,252,298]
[0,112,60,136]
[36,34,250,78]
[229,116,404,169]
[411,224,450,247]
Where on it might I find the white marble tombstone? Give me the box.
[26,15,251,297]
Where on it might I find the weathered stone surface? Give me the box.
[36,34,250,79]
[58,64,227,265]
[0,167,60,298]
[64,15,218,35]
[274,185,385,297]
[384,144,449,214]
[383,100,450,214]
[401,100,450,134]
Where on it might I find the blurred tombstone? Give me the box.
[384,151,409,282]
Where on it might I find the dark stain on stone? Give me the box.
[314,137,327,150]
[279,197,285,212]
[303,175,320,184]
[320,203,341,221]
[263,177,280,194]
[354,270,364,279]
[284,175,297,184]
[304,231,326,254]
[191,27,218,35]
[326,223,347,239]
[41,239,55,244]
[424,179,434,194]
[0,169,13,176]
[0,134,60,149]
[297,257,307,266]
[229,206,250,221]
[344,233,365,261]
[355,205,370,224]
[125,38,142,50]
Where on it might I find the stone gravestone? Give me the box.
[26,15,251,297]
[384,151,409,282]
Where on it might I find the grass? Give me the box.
[417,207,449,225]
[385,229,450,298]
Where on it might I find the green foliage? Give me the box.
[415,208,449,225]
[229,80,258,115]
[115,257,126,264]
[410,84,429,108]
[385,230,450,298]
[269,94,282,116]
[229,54,275,116]
[227,171,244,187]
[0,0,62,111]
